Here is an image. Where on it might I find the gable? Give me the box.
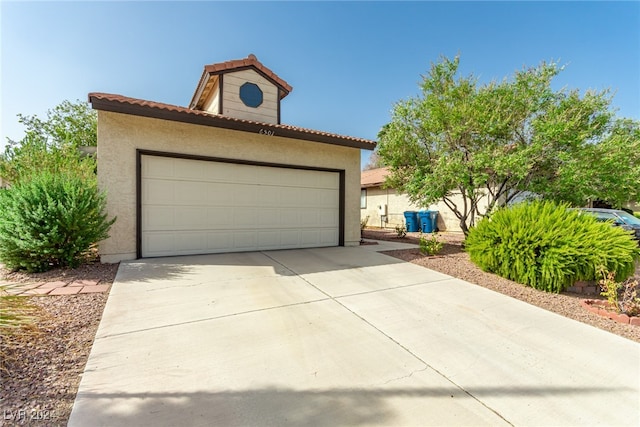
[219,68,280,123]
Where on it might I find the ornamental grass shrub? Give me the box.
[465,201,639,293]
[0,171,116,272]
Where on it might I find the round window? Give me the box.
[239,82,263,108]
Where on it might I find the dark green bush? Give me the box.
[0,172,115,272]
[466,201,639,293]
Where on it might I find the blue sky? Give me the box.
[1,1,639,168]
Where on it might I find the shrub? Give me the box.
[419,233,443,255]
[395,224,407,238]
[465,201,639,293]
[360,216,369,231]
[0,171,116,272]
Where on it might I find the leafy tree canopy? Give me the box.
[0,100,97,184]
[377,56,638,234]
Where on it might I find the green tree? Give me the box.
[541,118,640,208]
[0,100,97,184]
[377,56,617,234]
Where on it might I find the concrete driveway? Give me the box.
[69,242,639,426]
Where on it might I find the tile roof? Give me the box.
[204,54,293,95]
[190,54,292,109]
[361,167,390,188]
[88,92,376,150]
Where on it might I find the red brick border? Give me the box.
[580,299,639,326]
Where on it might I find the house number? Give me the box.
[259,128,274,136]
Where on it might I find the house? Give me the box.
[360,167,466,232]
[89,54,375,263]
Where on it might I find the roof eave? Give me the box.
[89,94,376,151]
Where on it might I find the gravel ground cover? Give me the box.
[2,233,639,426]
[1,262,117,426]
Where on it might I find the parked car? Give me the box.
[578,208,640,241]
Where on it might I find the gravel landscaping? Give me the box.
[2,234,639,425]
[1,261,117,426]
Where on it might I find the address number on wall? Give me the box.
[259,128,275,136]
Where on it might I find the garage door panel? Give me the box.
[233,184,259,206]
[234,232,257,250]
[174,207,209,228]
[257,230,280,248]
[206,182,235,204]
[143,179,174,204]
[141,156,340,257]
[144,233,175,256]
[175,181,207,205]
[207,207,234,227]
[319,209,339,227]
[320,229,339,244]
[300,230,321,245]
[207,232,234,251]
[173,158,205,180]
[144,206,175,229]
[175,232,207,252]
[144,156,175,178]
[234,209,256,228]
[279,210,300,226]
[280,230,300,247]
[258,209,283,228]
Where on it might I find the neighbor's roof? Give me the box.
[88,92,376,150]
[190,54,292,109]
[361,167,390,188]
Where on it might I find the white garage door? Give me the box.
[141,155,340,257]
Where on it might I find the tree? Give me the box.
[377,56,622,235]
[0,100,97,184]
[363,149,385,170]
[540,118,640,208]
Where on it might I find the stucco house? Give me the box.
[360,167,467,233]
[90,54,375,263]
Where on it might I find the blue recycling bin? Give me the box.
[419,210,439,233]
[403,211,419,232]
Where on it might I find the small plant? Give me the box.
[598,268,640,316]
[394,224,407,238]
[360,216,369,231]
[419,233,443,255]
[0,286,42,372]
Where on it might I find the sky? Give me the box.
[1,1,639,168]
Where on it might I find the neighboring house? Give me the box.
[360,167,476,233]
[90,54,375,263]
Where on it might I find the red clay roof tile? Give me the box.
[88,92,376,150]
[203,54,293,95]
[361,167,390,187]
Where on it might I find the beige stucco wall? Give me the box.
[360,187,491,233]
[97,110,361,263]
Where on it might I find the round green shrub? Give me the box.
[0,171,116,272]
[466,201,639,293]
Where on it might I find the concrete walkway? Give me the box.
[69,245,640,426]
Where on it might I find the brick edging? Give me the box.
[580,299,640,326]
